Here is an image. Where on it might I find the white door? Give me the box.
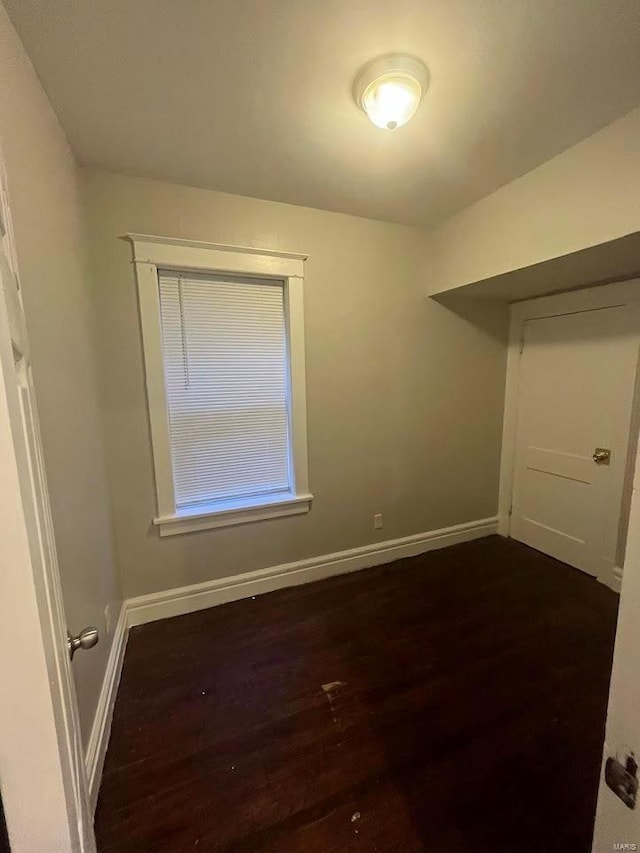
[591,434,640,851]
[0,156,96,850]
[510,285,640,582]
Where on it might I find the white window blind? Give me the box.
[158,271,291,512]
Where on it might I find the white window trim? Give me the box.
[128,233,312,537]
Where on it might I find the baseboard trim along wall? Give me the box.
[85,603,128,812]
[125,516,499,628]
[611,565,623,594]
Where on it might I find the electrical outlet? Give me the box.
[104,603,113,638]
[374,513,383,530]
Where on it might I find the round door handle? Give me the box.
[67,627,99,660]
[593,448,611,465]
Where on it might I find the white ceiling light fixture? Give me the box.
[354,54,430,131]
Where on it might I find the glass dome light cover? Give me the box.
[354,55,430,131]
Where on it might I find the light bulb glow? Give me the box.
[354,55,429,131]
[362,76,421,130]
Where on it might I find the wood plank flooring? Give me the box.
[95,536,618,853]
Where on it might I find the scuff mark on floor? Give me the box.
[321,681,346,725]
[322,681,345,693]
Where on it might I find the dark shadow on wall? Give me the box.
[429,293,510,346]
[0,787,10,853]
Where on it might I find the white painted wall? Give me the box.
[0,2,120,744]
[81,168,509,599]
[425,107,640,296]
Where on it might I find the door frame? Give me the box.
[0,357,92,853]
[0,151,96,851]
[497,280,640,591]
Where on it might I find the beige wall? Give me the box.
[0,5,120,743]
[425,106,640,295]
[82,168,508,599]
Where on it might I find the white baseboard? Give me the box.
[125,516,498,628]
[85,603,128,812]
[611,565,623,594]
[497,515,510,537]
[597,565,623,594]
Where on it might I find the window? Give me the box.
[130,235,311,536]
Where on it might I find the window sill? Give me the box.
[153,492,313,537]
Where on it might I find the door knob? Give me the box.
[593,448,611,465]
[67,627,99,660]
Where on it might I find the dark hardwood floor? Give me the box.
[95,536,618,853]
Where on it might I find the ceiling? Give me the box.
[7,0,640,227]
